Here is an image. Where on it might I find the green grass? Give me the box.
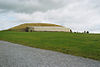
[0,31,100,60]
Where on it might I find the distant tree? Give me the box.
[87,31,89,34]
[70,29,72,33]
[84,31,87,33]
[83,31,89,34]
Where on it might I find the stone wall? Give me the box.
[28,26,71,32]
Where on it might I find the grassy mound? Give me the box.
[8,23,63,32]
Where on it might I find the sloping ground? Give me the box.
[8,23,63,32]
[0,41,100,67]
[0,31,100,60]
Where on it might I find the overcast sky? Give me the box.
[0,0,100,33]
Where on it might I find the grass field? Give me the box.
[0,31,100,60]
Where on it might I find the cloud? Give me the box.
[0,0,69,13]
[0,0,100,33]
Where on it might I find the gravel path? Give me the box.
[0,41,100,67]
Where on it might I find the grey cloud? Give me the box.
[0,0,70,13]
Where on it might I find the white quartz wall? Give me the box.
[31,26,70,32]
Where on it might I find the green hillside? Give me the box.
[0,31,100,60]
[8,23,63,32]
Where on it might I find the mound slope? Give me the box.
[8,23,63,32]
